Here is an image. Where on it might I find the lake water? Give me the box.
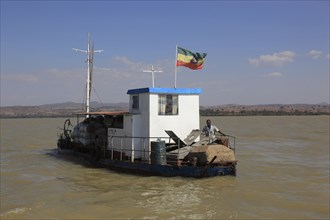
[1,116,329,219]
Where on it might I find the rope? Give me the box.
[92,84,104,106]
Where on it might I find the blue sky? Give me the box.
[1,0,329,106]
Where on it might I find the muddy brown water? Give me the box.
[1,116,329,219]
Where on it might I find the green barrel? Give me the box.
[150,141,167,165]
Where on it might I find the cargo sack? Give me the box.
[186,144,236,165]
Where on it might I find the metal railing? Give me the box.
[107,135,172,162]
[227,135,236,153]
[105,134,236,163]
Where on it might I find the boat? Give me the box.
[57,34,237,178]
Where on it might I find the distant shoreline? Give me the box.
[0,103,328,118]
[1,114,329,119]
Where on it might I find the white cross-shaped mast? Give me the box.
[143,65,163,88]
[73,33,103,117]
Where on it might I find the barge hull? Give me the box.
[58,149,236,178]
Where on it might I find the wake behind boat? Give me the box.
[57,34,237,178]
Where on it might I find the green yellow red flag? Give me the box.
[176,47,207,70]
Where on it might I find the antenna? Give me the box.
[143,65,163,88]
[73,33,103,117]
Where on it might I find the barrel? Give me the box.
[150,141,167,165]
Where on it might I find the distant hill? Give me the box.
[0,102,329,118]
[0,102,129,118]
[39,101,129,110]
[200,103,330,116]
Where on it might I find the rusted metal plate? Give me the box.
[77,111,130,116]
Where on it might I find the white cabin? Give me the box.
[108,87,202,161]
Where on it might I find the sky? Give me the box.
[1,0,329,106]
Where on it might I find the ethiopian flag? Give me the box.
[176,47,207,70]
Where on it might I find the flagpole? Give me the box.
[174,45,178,88]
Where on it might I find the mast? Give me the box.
[73,33,103,117]
[86,33,91,115]
[174,45,178,88]
[143,65,162,88]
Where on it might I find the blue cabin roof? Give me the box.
[127,87,203,95]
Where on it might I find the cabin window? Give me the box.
[158,94,178,115]
[132,95,139,109]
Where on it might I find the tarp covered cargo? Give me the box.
[186,144,236,165]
